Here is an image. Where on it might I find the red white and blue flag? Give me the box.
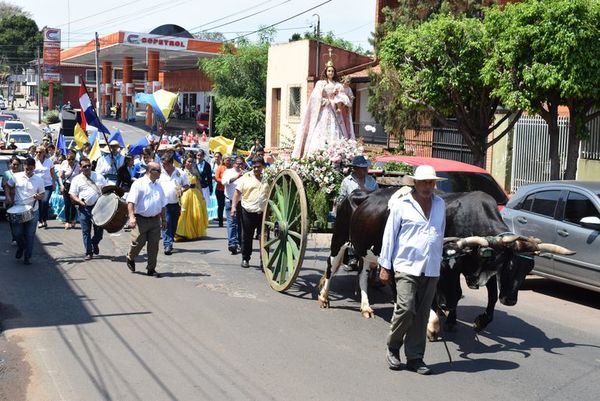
[78,80,110,136]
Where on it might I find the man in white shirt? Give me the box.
[222,156,245,254]
[95,139,124,184]
[69,157,108,260]
[5,158,45,265]
[158,151,189,255]
[126,162,167,277]
[378,165,446,375]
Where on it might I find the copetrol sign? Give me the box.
[123,32,189,50]
[43,28,61,82]
[44,28,61,42]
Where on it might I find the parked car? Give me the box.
[5,132,34,150]
[501,181,600,292]
[0,114,13,131]
[196,112,210,133]
[0,99,5,110]
[372,155,509,206]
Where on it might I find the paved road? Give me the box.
[1,109,599,400]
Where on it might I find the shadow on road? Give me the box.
[0,222,93,332]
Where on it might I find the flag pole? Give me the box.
[95,32,102,116]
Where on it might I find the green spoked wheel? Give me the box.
[260,169,308,292]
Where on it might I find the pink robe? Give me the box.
[292,80,354,159]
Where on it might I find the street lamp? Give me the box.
[313,13,321,77]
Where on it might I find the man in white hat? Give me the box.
[378,164,446,375]
[95,139,124,184]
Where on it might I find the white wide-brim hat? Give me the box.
[408,165,447,181]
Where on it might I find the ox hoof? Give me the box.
[318,296,329,309]
[473,314,492,332]
[360,308,374,319]
[426,330,440,342]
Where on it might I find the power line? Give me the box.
[55,0,143,28]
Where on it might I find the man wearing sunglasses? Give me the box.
[69,157,108,260]
[125,162,167,277]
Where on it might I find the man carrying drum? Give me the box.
[96,139,124,185]
[5,157,45,265]
[69,157,108,260]
[125,162,167,277]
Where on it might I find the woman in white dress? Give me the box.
[292,60,354,158]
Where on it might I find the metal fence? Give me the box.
[432,127,478,165]
[511,115,569,192]
[582,116,600,160]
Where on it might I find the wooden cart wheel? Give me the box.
[260,169,308,292]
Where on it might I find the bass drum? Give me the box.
[92,193,128,233]
[6,204,34,224]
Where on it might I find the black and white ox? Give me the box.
[318,188,573,335]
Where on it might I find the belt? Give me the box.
[135,213,160,219]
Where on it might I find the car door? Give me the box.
[510,190,562,276]
[553,190,600,289]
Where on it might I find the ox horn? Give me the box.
[537,243,576,255]
[457,236,489,249]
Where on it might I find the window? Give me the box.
[530,190,561,217]
[564,192,600,225]
[288,86,301,117]
[85,70,102,83]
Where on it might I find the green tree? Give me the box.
[483,0,600,179]
[289,30,368,55]
[369,0,513,156]
[0,14,42,73]
[0,1,31,19]
[378,15,520,167]
[199,32,271,149]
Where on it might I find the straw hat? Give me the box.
[408,165,446,181]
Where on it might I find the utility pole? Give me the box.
[37,47,41,124]
[94,32,101,117]
[313,13,321,78]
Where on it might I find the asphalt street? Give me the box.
[0,109,599,401]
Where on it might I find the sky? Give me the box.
[19,0,376,51]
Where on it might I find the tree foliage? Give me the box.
[378,14,520,166]
[0,14,41,73]
[199,32,271,149]
[289,30,369,55]
[483,0,600,179]
[0,1,31,19]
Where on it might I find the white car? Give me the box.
[2,120,26,137]
[5,132,34,150]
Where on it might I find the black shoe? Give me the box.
[343,258,360,272]
[16,248,23,259]
[406,359,432,375]
[23,258,31,265]
[126,257,136,272]
[219,222,224,227]
[386,348,402,370]
[241,260,249,268]
[229,246,238,255]
[164,248,173,255]
[147,270,160,278]
[93,243,100,255]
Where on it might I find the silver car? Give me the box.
[501,181,600,292]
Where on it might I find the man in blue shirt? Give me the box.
[378,165,446,375]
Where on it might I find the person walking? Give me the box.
[230,156,269,268]
[378,165,446,375]
[125,162,166,277]
[58,149,80,229]
[158,152,189,255]
[5,158,45,265]
[3,156,22,245]
[96,140,124,184]
[33,146,55,228]
[69,157,108,260]
[222,156,244,254]
[214,152,227,227]
[195,149,213,202]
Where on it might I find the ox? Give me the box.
[318,188,572,334]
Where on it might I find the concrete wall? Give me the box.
[265,40,311,149]
[577,159,600,180]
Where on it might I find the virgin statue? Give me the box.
[292,59,355,158]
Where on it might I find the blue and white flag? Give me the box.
[128,134,155,156]
[56,131,67,155]
[108,129,126,148]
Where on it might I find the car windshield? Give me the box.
[4,122,24,130]
[10,134,30,143]
[436,172,509,205]
[0,116,10,121]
